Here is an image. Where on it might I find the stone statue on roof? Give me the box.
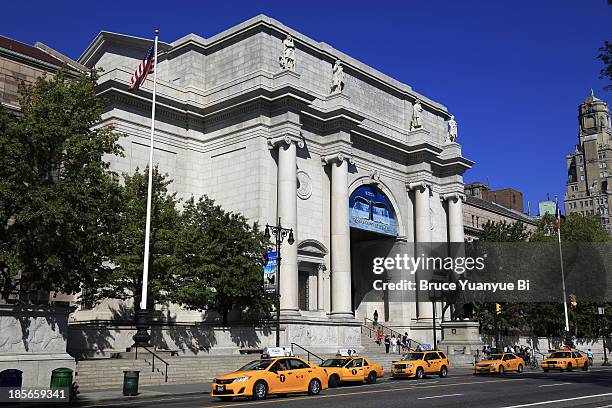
[330,60,344,94]
[448,115,458,143]
[279,35,295,71]
[410,99,423,131]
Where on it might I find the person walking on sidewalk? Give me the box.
[373,310,379,327]
[384,335,391,354]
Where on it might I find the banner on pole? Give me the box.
[264,251,278,294]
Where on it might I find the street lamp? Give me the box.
[427,279,445,350]
[597,305,610,366]
[264,217,294,347]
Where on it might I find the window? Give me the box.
[424,353,439,361]
[288,358,309,370]
[437,352,447,359]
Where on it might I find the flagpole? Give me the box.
[140,29,159,311]
[555,196,570,336]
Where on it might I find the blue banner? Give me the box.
[349,185,397,237]
[263,251,278,294]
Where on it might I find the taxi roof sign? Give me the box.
[262,347,293,358]
[336,348,358,357]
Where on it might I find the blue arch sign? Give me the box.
[349,185,397,237]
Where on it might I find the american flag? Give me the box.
[555,202,561,230]
[129,45,155,90]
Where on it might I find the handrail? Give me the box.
[363,318,423,353]
[135,346,170,382]
[290,343,325,363]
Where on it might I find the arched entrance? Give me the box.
[348,184,399,322]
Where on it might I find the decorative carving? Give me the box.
[278,35,295,71]
[369,169,380,184]
[296,170,312,200]
[447,115,458,143]
[330,60,344,95]
[321,153,354,165]
[410,99,423,131]
[268,134,304,149]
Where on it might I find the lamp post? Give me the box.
[428,279,445,350]
[597,305,611,366]
[264,217,294,347]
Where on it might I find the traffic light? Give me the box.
[569,294,577,308]
[495,303,501,315]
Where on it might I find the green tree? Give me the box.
[0,70,123,301]
[531,213,610,243]
[169,196,272,326]
[598,0,612,90]
[480,220,530,242]
[99,166,180,309]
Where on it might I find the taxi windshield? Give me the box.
[549,352,571,358]
[402,352,425,361]
[321,358,347,367]
[484,354,503,361]
[238,359,273,371]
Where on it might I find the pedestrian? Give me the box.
[587,349,594,366]
[373,309,379,326]
[390,335,398,353]
[375,327,383,345]
[384,335,390,354]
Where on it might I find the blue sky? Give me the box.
[4,1,611,213]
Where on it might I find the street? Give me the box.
[76,368,612,408]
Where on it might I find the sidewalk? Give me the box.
[74,382,211,405]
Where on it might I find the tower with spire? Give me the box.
[564,90,612,235]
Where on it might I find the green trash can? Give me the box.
[123,370,140,396]
[50,368,73,389]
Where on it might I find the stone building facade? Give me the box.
[73,15,472,355]
[463,183,537,241]
[0,35,84,111]
[564,91,612,235]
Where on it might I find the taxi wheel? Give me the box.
[566,363,573,372]
[252,380,268,400]
[439,366,448,378]
[328,374,340,388]
[308,379,322,395]
[366,371,377,384]
[498,365,505,376]
[517,364,523,374]
[416,367,425,379]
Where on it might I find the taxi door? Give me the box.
[572,352,585,367]
[362,358,372,379]
[502,354,514,371]
[286,358,312,392]
[268,358,293,392]
[424,352,440,374]
[343,358,364,381]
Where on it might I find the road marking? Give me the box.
[418,393,463,400]
[537,382,572,387]
[499,392,612,407]
[204,378,525,407]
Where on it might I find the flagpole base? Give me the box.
[132,308,151,347]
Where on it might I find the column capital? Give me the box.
[407,181,431,192]
[268,134,304,150]
[440,192,466,202]
[321,152,354,165]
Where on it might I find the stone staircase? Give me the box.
[76,354,256,390]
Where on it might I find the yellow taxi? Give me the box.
[474,353,525,375]
[541,349,589,372]
[319,356,384,387]
[391,350,449,379]
[210,356,328,401]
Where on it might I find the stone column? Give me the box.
[270,135,303,315]
[323,153,353,318]
[317,264,326,311]
[446,194,465,243]
[409,182,433,319]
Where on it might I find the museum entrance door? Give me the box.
[348,184,399,323]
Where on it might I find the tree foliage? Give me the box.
[169,196,272,325]
[480,220,530,242]
[0,70,123,301]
